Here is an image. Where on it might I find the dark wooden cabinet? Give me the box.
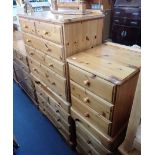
[111,0,141,46]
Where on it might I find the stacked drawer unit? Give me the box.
[18,11,104,145]
[67,42,141,154]
[13,31,36,101]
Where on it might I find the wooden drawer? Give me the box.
[40,64,67,99]
[76,133,99,155]
[26,45,66,77]
[19,18,36,34]
[70,81,113,120]
[71,107,122,151]
[14,58,29,73]
[48,95,70,122]
[13,49,17,61]
[26,45,45,65]
[15,50,27,66]
[76,122,111,155]
[34,80,70,112]
[28,58,44,80]
[58,117,70,132]
[23,32,64,61]
[44,54,65,77]
[22,71,33,88]
[35,21,63,45]
[37,94,47,107]
[35,84,47,101]
[71,95,111,135]
[69,64,115,103]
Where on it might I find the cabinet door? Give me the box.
[112,24,141,46]
[111,24,125,44]
[122,26,140,46]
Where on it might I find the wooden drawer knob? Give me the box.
[24,25,28,28]
[49,64,54,68]
[57,118,60,122]
[30,52,34,56]
[43,31,48,35]
[84,112,90,118]
[33,68,38,73]
[47,48,51,52]
[83,97,89,103]
[27,39,31,43]
[19,56,23,60]
[87,140,91,144]
[52,82,55,85]
[83,80,90,86]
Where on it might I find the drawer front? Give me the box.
[35,21,63,44]
[13,49,17,61]
[76,133,99,155]
[34,80,70,112]
[23,32,64,61]
[113,8,141,20]
[48,95,69,122]
[26,45,45,65]
[14,62,23,82]
[70,81,113,120]
[16,50,27,66]
[26,45,65,77]
[15,58,29,73]
[113,17,140,27]
[71,108,112,149]
[44,54,65,77]
[69,64,114,103]
[35,84,47,101]
[29,57,66,98]
[22,70,33,88]
[76,122,111,154]
[40,64,67,99]
[71,95,111,135]
[19,18,36,34]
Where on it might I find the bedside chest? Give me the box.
[67,42,141,154]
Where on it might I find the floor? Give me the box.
[13,81,76,155]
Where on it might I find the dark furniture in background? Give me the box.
[111,0,141,46]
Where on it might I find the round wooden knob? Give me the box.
[87,140,91,144]
[49,64,54,68]
[33,68,38,73]
[19,56,23,60]
[57,118,60,122]
[24,25,28,28]
[30,52,34,56]
[83,97,89,103]
[43,31,48,35]
[47,48,51,52]
[83,80,90,86]
[52,82,55,85]
[27,39,31,43]
[84,112,89,117]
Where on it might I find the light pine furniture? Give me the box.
[119,74,141,155]
[18,11,104,145]
[13,31,36,102]
[67,42,141,154]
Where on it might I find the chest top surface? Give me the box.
[18,10,104,24]
[13,31,27,56]
[67,42,141,85]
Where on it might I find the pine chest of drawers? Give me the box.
[18,11,104,146]
[13,31,36,101]
[67,42,141,154]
